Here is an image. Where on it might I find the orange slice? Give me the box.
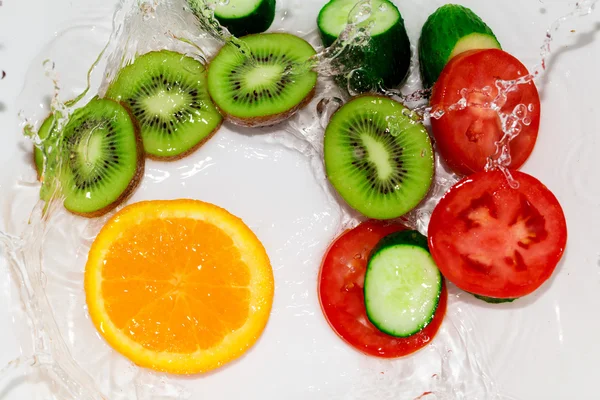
[84,199,274,374]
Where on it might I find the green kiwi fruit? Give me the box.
[106,50,223,160]
[324,95,434,220]
[58,98,144,217]
[207,33,318,127]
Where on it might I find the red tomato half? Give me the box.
[430,49,541,176]
[318,220,447,358]
[428,171,567,298]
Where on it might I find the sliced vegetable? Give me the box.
[428,170,567,299]
[365,230,442,337]
[214,0,276,37]
[473,294,517,304]
[319,220,447,358]
[317,0,411,92]
[419,4,501,88]
[430,49,540,175]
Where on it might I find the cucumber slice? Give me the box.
[472,294,517,304]
[364,230,442,337]
[215,0,275,37]
[418,4,501,88]
[317,0,411,92]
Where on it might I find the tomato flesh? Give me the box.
[428,171,567,298]
[430,49,541,176]
[318,220,447,358]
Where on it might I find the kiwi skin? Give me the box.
[207,34,317,128]
[66,100,146,219]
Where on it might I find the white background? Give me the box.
[1,0,599,399]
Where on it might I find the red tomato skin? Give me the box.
[428,171,567,298]
[430,49,541,176]
[318,220,448,358]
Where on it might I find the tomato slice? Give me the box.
[318,220,447,358]
[428,171,567,298]
[430,49,541,176]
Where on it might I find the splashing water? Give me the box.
[295,0,375,82]
[186,0,255,60]
[0,0,598,399]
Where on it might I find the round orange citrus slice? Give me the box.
[85,199,274,374]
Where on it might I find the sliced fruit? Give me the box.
[213,0,276,37]
[428,170,567,299]
[365,230,442,337]
[85,199,274,374]
[430,49,540,175]
[419,4,501,88]
[324,95,434,220]
[319,220,447,358]
[33,114,57,179]
[207,32,317,127]
[318,0,411,92]
[59,98,143,217]
[106,50,223,160]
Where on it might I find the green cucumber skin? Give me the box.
[318,1,411,92]
[215,0,276,37]
[365,230,442,337]
[472,293,518,304]
[418,4,501,88]
[370,230,429,257]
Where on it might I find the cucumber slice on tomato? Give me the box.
[317,0,411,92]
[318,221,448,358]
[364,230,442,338]
[189,0,276,37]
[419,4,501,88]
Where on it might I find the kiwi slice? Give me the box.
[324,96,434,220]
[106,50,222,160]
[34,113,57,180]
[207,33,318,127]
[58,98,144,217]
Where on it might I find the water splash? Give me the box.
[285,0,377,95]
[186,0,255,60]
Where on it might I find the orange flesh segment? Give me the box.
[85,200,273,374]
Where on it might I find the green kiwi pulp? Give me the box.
[58,98,144,217]
[324,96,434,220]
[207,33,318,127]
[106,50,222,160]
